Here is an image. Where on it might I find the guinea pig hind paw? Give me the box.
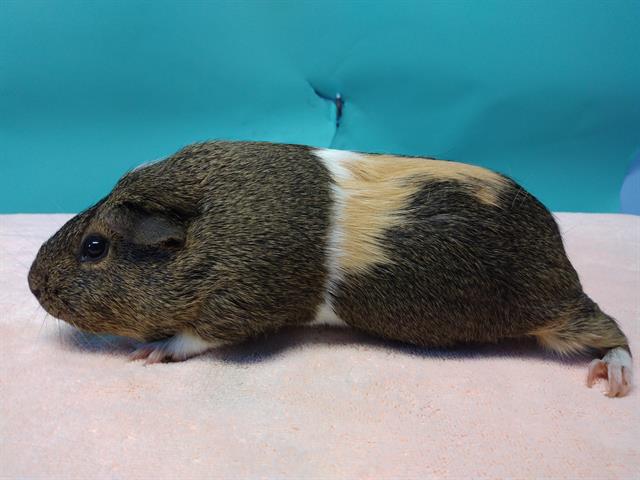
[586,347,633,398]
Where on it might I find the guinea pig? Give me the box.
[28,141,632,397]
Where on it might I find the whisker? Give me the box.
[79,330,95,350]
[22,300,41,325]
[56,319,62,345]
[37,311,48,338]
[14,256,33,271]
[71,329,85,349]
[97,334,117,350]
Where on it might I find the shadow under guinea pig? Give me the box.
[53,323,590,367]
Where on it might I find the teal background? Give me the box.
[1,0,639,213]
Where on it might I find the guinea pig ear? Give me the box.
[102,203,186,247]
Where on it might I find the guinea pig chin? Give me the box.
[28,264,75,323]
[33,288,76,324]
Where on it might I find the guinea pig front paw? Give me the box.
[586,347,633,397]
[129,331,220,365]
[129,342,176,364]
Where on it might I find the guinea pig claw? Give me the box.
[146,348,169,365]
[586,348,633,398]
[586,359,607,387]
[129,343,169,364]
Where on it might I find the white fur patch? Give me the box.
[315,148,359,181]
[312,148,360,329]
[130,331,222,364]
[309,302,348,327]
[165,331,219,357]
[604,347,633,368]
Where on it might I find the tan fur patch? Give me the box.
[362,155,507,206]
[338,163,422,273]
[531,324,591,355]
[531,313,629,356]
[333,153,507,273]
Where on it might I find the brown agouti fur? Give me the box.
[28,141,632,396]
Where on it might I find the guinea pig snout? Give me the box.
[28,264,46,299]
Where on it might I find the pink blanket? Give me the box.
[1,213,638,479]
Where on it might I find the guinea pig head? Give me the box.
[28,166,205,341]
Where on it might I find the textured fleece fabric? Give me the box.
[1,213,638,479]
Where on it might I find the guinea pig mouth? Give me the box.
[36,297,116,336]
[35,291,76,323]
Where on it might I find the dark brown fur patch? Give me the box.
[29,142,332,343]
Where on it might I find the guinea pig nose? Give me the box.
[27,267,43,297]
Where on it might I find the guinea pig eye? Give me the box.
[80,234,109,262]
